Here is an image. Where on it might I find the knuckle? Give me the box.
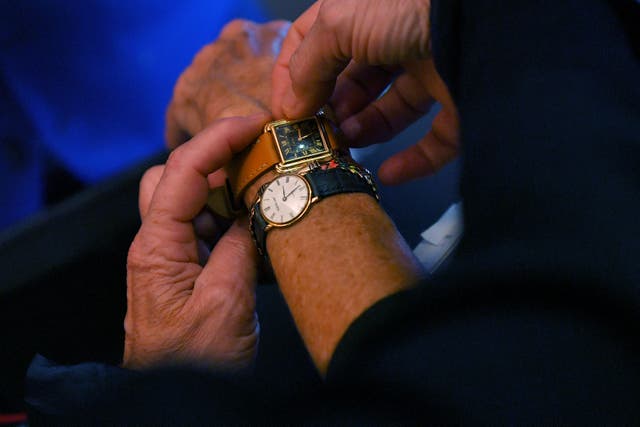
[123,311,134,335]
[128,236,199,292]
[126,237,149,272]
[288,51,304,82]
[220,19,254,38]
[196,281,228,309]
[405,0,431,57]
[204,102,244,122]
[312,1,353,63]
[127,233,164,273]
[317,0,344,30]
[140,165,164,189]
[165,147,186,173]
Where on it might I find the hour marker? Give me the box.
[286,177,290,183]
[280,215,284,222]
[264,206,271,211]
[268,188,273,192]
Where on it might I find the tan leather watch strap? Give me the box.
[225,131,280,203]
[225,116,341,203]
[322,119,340,151]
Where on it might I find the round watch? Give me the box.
[249,165,378,256]
[259,174,312,226]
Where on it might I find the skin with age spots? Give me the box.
[130,9,433,375]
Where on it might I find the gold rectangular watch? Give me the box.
[225,114,342,203]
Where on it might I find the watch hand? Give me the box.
[283,185,301,202]
[297,133,313,141]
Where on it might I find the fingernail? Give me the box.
[340,117,361,141]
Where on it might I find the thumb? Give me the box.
[201,218,258,289]
[138,165,165,220]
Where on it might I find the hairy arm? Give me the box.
[166,19,425,375]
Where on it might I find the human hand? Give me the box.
[271,0,459,185]
[123,114,269,371]
[166,20,289,148]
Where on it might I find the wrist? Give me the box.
[268,191,424,374]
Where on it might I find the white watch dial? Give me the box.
[260,175,311,225]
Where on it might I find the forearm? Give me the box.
[165,18,425,375]
[245,171,425,375]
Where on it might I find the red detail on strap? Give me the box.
[0,413,27,425]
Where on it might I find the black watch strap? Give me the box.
[251,205,269,257]
[307,167,377,200]
[251,167,378,256]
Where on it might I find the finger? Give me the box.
[138,165,165,220]
[329,61,397,122]
[207,169,227,189]
[378,109,459,185]
[204,218,257,285]
[147,114,269,230]
[194,217,258,303]
[190,218,259,367]
[340,67,436,147]
[279,3,352,118]
[273,0,432,119]
[142,167,231,249]
[271,1,329,118]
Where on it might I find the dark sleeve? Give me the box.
[326,277,640,424]
[25,355,141,425]
[25,355,280,426]
[326,0,640,424]
[432,0,640,286]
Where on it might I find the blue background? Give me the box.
[0,0,266,228]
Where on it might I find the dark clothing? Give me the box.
[26,0,640,424]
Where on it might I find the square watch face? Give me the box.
[273,118,328,163]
